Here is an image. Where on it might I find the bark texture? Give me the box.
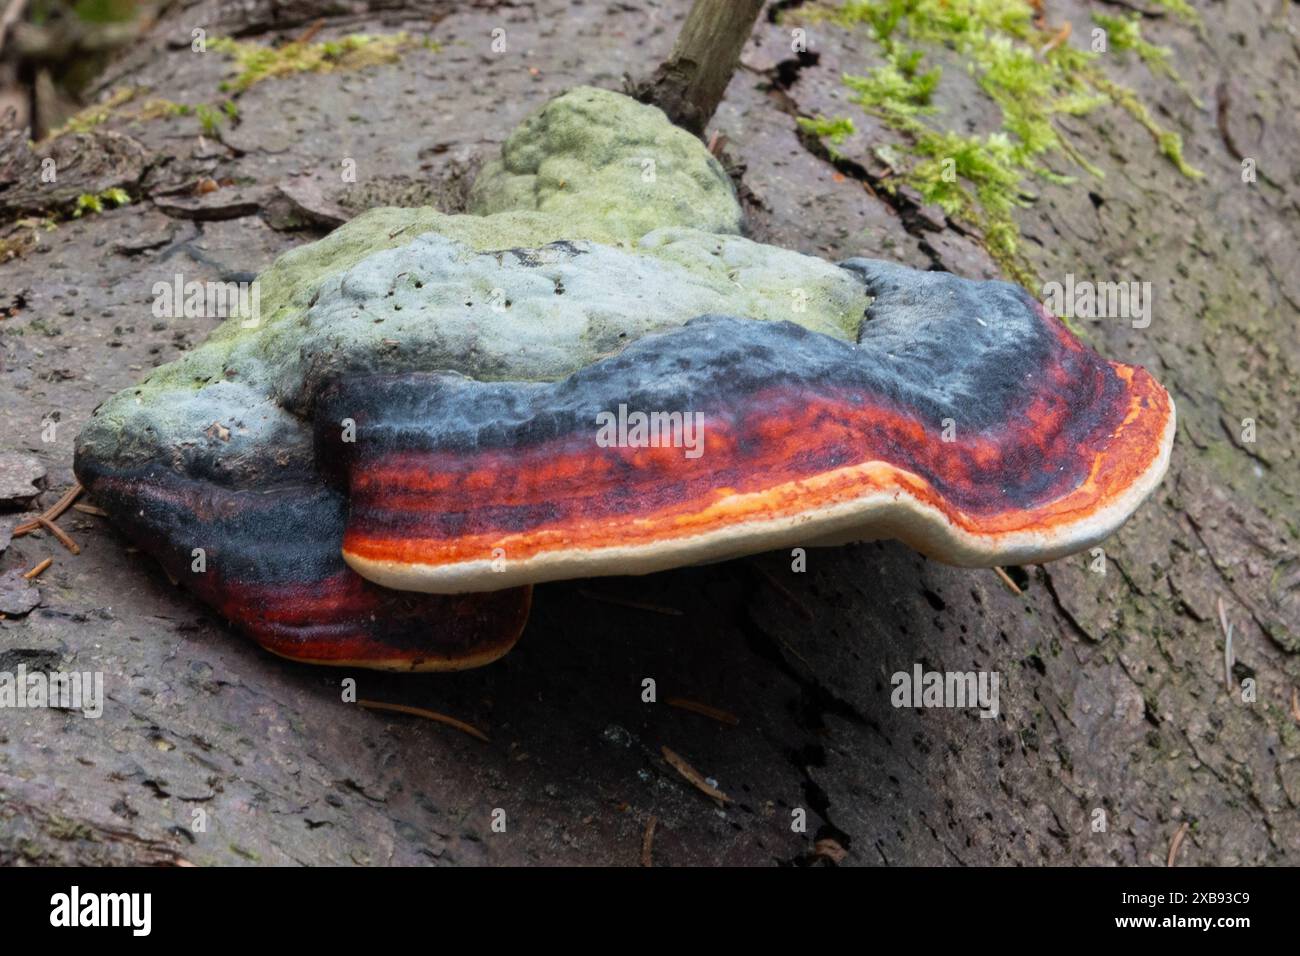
[0,0,1296,866]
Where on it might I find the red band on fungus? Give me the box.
[328,265,1174,594]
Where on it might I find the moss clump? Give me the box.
[797,114,858,144]
[795,0,1203,286]
[72,188,130,218]
[210,33,418,94]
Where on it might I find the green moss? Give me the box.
[210,33,418,94]
[46,86,139,138]
[797,0,1204,285]
[797,114,857,144]
[72,187,130,218]
[195,103,223,135]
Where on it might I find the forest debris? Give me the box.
[1290,688,1299,724]
[357,699,490,743]
[812,837,848,864]
[661,745,731,807]
[666,696,740,726]
[641,815,657,867]
[578,588,682,616]
[1166,821,1189,866]
[37,516,79,554]
[72,502,108,517]
[23,557,52,579]
[750,561,813,621]
[993,566,1022,595]
[295,19,326,45]
[0,568,40,615]
[14,481,81,535]
[1217,597,1234,694]
[1039,22,1072,56]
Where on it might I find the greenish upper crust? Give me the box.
[78,87,872,470]
[467,86,743,242]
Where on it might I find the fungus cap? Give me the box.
[73,86,1173,666]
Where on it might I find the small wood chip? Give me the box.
[641,815,657,867]
[37,516,80,554]
[812,837,848,864]
[993,566,1022,595]
[661,745,730,806]
[666,696,740,726]
[22,558,52,580]
[72,502,108,517]
[1167,821,1189,867]
[357,699,489,743]
[578,588,683,616]
[1290,688,1299,724]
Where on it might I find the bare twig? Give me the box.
[633,0,765,136]
[1217,596,1234,694]
[294,18,325,45]
[577,588,683,616]
[666,696,740,726]
[22,557,52,579]
[750,561,814,621]
[993,566,1022,595]
[14,482,83,536]
[1167,821,1189,866]
[661,745,730,806]
[357,700,489,743]
[37,516,79,554]
[641,815,657,867]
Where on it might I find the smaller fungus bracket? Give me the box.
[74,460,531,670]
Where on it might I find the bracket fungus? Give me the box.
[75,86,1174,670]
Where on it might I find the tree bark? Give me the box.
[634,0,765,136]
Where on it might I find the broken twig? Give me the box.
[993,566,1022,595]
[641,815,657,867]
[357,699,489,743]
[661,745,731,806]
[666,696,740,726]
[22,557,52,580]
[1166,821,1189,867]
[37,516,79,554]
